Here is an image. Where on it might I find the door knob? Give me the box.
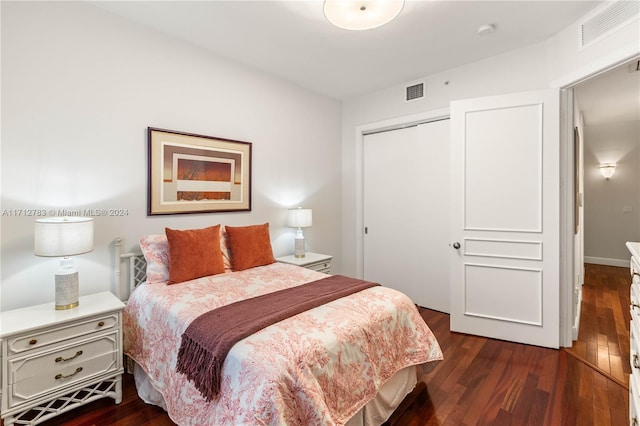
[452,242,461,250]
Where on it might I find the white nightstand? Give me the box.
[1,292,125,426]
[276,252,333,274]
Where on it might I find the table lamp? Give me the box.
[287,207,312,258]
[34,217,94,310]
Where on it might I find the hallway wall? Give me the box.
[583,120,640,265]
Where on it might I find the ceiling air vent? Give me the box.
[405,82,424,102]
[579,0,639,50]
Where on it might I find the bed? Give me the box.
[116,224,442,425]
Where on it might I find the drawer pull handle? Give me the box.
[98,321,105,327]
[634,354,640,369]
[55,367,83,380]
[55,350,83,363]
[29,339,37,345]
[632,302,640,310]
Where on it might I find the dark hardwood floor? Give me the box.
[42,263,631,426]
[564,263,631,389]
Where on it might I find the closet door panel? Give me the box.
[363,119,450,312]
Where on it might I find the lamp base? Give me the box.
[55,301,79,310]
[294,233,306,258]
[55,270,79,310]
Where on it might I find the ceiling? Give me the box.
[93,0,604,100]
[575,59,640,126]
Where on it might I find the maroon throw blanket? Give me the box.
[176,275,379,401]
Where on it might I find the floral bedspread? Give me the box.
[123,262,442,425]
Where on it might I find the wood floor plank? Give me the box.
[460,344,510,424]
[598,338,612,373]
[610,342,625,382]
[427,383,466,425]
[525,388,549,426]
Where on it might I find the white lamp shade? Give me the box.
[34,217,94,257]
[288,208,313,228]
[323,0,404,31]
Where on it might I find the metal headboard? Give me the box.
[114,238,147,301]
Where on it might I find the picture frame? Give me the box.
[147,127,252,215]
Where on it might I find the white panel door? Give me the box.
[363,119,450,312]
[450,89,560,348]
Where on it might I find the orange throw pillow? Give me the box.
[165,225,225,284]
[225,223,276,271]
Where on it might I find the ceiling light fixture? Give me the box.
[323,0,404,31]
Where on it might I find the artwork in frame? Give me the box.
[147,127,252,215]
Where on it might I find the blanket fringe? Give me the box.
[177,335,221,401]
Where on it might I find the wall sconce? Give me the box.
[34,217,94,310]
[599,163,616,180]
[287,207,312,258]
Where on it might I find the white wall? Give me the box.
[1,2,342,311]
[341,8,640,276]
[583,121,640,264]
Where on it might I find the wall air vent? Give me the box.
[405,82,424,102]
[579,0,639,50]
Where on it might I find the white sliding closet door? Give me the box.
[363,119,450,312]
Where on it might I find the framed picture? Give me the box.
[147,127,252,215]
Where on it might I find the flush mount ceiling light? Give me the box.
[323,0,404,31]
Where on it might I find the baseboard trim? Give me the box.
[584,256,629,268]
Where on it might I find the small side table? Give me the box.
[0,292,125,426]
[276,253,332,274]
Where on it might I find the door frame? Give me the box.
[557,53,640,347]
[354,107,450,279]
[559,87,576,347]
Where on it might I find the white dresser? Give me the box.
[628,242,640,426]
[0,292,125,425]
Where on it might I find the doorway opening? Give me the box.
[563,57,640,383]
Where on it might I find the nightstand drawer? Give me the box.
[276,253,332,273]
[632,373,640,426]
[7,313,118,355]
[306,261,331,274]
[8,332,120,408]
[632,284,640,322]
[632,319,640,386]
